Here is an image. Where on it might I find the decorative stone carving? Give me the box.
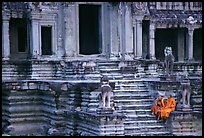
[164,47,175,75]
[98,76,113,109]
[131,2,149,16]
[186,16,197,24]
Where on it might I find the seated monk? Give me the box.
[151,95,166,118]
[159,94,176,123]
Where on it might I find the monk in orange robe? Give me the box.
[151,95,166,118]
[159,94,176,122]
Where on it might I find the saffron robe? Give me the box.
[160,97,176,119]
[151,98,166,117]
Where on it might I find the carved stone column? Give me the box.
[2,15,10,60]
[105,3,111,59]
[149,21,156,60]
[187,27,194,60]
[30,17,40,58]
[133,21,137,57]
[135,17,143,59]
[109,4,119,60]
[131,2,148,59]
[57,2,65,58]
[64,2,77,57]
[121,2,126,60]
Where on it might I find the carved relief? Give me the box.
[131,2,148,16]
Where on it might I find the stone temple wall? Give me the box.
[2,80,126,136]
[2,81,71,135]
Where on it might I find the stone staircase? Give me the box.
[113,80,171,136]
[96,61,171,136]
[97,61,123,80]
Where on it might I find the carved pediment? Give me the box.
[131,2,149,16]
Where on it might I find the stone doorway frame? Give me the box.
[75,2,110,58]
[9,18,30,59]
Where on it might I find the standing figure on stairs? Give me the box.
[151,95,166,119]
[159,94,176,124]
[98,75,113,108]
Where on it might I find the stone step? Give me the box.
[115,83,147,87]
[97,62,118,66]
[172,132,198,136]
[9,104,42,113]
[124,127,168,135]
[10,112,45,118]
[115,79,146,83]
[9,116,48,123]
[8,96,41,101]
[124,119,163,126]
[173,128,196,132]
[114,101,153,107]
[114,93,151,98]
[128,131,172,136]
[114,99,153,103]
[125,124,164,130]
[125,115,156,121]
[115,108,151,112]
[114,89,149,94]
[98,65,119,69]
[115,87,148,90]
[125,113,154,118]
[99,68,120,72]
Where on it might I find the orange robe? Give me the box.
[160,97,176,119]
[151,98,166,117]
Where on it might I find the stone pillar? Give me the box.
[64,3,77,57]
[30,18,40,58]
[133,22,137,57]
[149,21,156,60]
[177,29,185,62]
[135,17,143,59]
[110,5,119,60]
[121,2,126,60]
[57,3,65,58]
[187,27,194,60]
[106,3,111,59]
[2,16,10,60]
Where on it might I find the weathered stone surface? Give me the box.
[2,59,202,136]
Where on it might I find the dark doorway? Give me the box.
[142,20,150,59]
[41,26,52,55]
[9,18,29,59]
[18,27,27,52]
[193,28,202,61]
[155,29,178,61]
[79,4,101,55]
